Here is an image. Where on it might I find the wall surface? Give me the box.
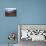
[0,0,46,44]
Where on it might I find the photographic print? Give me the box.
[5,8,16,16]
